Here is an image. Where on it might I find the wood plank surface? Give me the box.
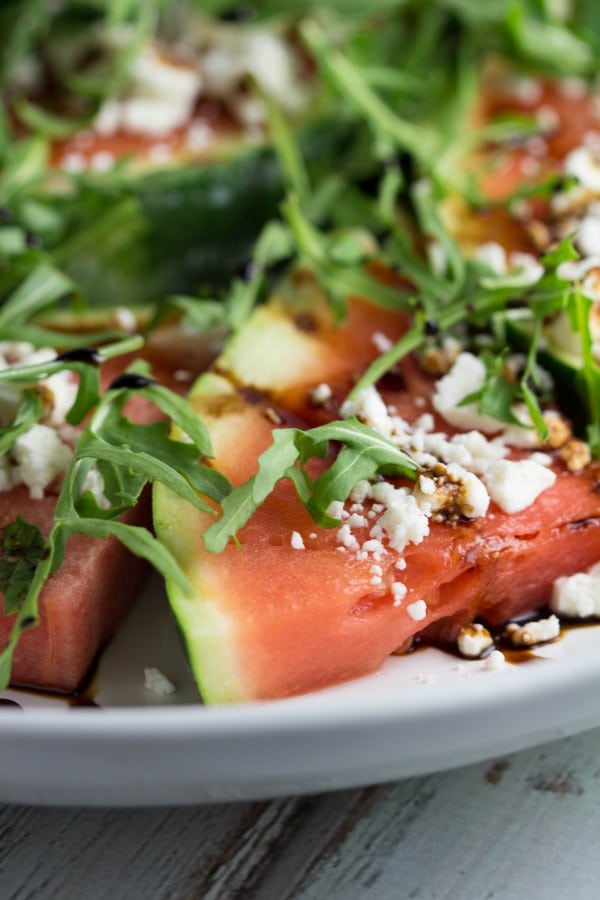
[2,726,600,899]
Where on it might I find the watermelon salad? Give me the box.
[0,1,599,703]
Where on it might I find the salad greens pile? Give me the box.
[0,0,599,688]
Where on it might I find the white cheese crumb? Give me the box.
[474,242,507,275]
[290,530,305,550]
[418,474,436,495]
[325,500,345,520]
[575,214,600,257]
[391,582,407,606]
[432,352,504,433]
[457,623,494,658]
[144,667,176,696]
[407,599,427,621]
[563,145,600,191]
[341,386,393,437]
[551,562,600,618]
[484,650,506,671]
[62,152,86,173]
[372,331,393,353]
[81,466,110,509]
[113,307,138,332]
[309,382,333,405]
[505,615,560,647]
[12,425,71,499]
[90,151,115,172]
[508,251,544,285]
[483,459,556,513]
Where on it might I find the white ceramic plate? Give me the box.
[1,576,600,806]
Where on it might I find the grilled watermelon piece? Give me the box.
[0,488,151,693]
[154,295,600,703]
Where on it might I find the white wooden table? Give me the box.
[2,726,599,899]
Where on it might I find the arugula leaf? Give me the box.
[0,517,46,617]
[0,389,43,456]
[204,416,417,552]
[460,351,523,426]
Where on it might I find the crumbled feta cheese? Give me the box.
[575,213,600,257]
[557,256,600,284]
[81,466,110,509]
[551,563,600,618]
[427,240,448,277]
[113,307,138,332]
[372,331,393,353]
[186,120,213,151]
[326,500,345,520]
[504,615,560,647]
[369,483,430,552]
[508,251,544,285]
[347,513,367,528]
[200,27,308,121]
[391,582,407,606]
[560,76,587,99]
[474,242,507,275]
[309,382,333,406]
[457,623,494,658]
[144,667,176,696]
[12,424,71,499]
[94,44,202,139]
[537,104,560,133]
[407,599,427,621]
[483,459,556,513]
[290,530,305,550]
[511,76,543,105]
[484,650,506,671]
[432,353,504,433]
[62,152,86,173]
[563,145,600,191]
[336,523,359,551]
[418,475,436,495]
[90,151,115,172]
[341,386,393,436]
[41,371,78,427]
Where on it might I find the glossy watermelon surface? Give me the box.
[155,295,600,704]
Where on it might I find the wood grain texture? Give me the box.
[2,727,600,900]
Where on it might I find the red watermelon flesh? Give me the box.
[155,367,600,703]
[0,353,198,693]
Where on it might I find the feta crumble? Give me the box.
[483,459,556,514]
[290,531,305,550]
[504,615,560,647]
[457,623,494,658]
[144,667,176,696]
[12,426,72,500]
[483,650,506,671]
[551,563,600,618]
[407,599,427,621]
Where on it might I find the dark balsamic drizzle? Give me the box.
[218,5,257,22]
[108,373,157,390]
[55,347,102,365]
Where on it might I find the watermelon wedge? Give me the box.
[0,347,211,694]
[154,293,600,704]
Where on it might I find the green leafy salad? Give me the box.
[0,0,599,694]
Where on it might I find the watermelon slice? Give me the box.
[0,348,211,693]
[154,293,600,703]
